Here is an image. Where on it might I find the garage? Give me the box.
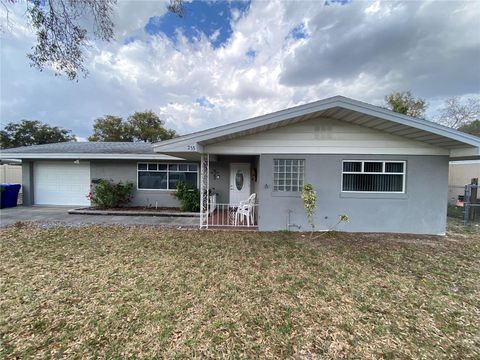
[34,161,91,206]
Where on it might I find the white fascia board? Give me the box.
[450,159,480,164]
[152,142,204,155]
[449,147,480,160]
[152,96,480,153]
[0,153,185,160]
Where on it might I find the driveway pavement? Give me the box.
[0,206,198,228]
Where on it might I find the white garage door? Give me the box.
[34,161,91,206]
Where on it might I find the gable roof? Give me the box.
[153,96,480,159]
[0,142,180,160]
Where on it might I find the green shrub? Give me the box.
[172,181,200,212]
[88,179,134,208]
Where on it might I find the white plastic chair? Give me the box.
[234,193,256,226]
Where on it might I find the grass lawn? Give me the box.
[1,222,479,359]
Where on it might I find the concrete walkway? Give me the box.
[0,206,198,228]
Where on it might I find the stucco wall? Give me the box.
[21,161,34,206]
[90,160,181,208]
[91,159,258,207]
[258,154,449,235]
[208,160,230,203]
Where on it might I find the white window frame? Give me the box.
[341,160,406,194]
[273,159,305,192]
[137,162,199,191]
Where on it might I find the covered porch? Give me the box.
[200,154,259,229]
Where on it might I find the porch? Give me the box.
[204,202,258,229]
[200,154,259,229]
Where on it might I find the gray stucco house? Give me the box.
[2,96,479,234]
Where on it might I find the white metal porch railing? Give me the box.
[204,202,259,228]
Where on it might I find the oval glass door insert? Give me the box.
[235,170,244,190]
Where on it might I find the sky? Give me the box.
[1,0,479,141]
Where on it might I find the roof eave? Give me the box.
[0,153,184,160]
[152,96,480,153]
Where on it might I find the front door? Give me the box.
[230,163,250,205]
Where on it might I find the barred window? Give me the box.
[342,160,405,193]
[273,159,305,192]
[138,163,198,190]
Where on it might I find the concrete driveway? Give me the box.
[0,206,198,228]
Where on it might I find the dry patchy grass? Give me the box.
[1,224,479,359]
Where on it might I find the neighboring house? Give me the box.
[1,96,479,235]
[448,160,480,204]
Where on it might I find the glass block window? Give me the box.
[137,163,198,190]
[342,160,406,193]
[273,159,305,192]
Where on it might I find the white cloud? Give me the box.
[1,0,479,139]
[113,0,169,39]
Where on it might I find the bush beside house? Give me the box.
[172,182,200,212]
[88,179,134,208]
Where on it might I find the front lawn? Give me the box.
[1,224,479,358]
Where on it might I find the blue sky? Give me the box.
[144,1,251,48]
[1,0,479,140]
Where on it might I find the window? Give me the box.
[137,163,198,190]
[342,160,405,193]
[273,159,305,192]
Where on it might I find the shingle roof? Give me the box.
[1,142,155,154]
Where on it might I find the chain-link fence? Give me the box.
[463,183,479,226]
[448,183,479,226]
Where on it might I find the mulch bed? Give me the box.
[84,206,182,212]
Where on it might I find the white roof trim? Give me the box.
[153,96,480,152]
[0,153,183,160]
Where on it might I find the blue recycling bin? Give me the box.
[0,183,22,209]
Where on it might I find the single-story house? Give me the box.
[1,96,479,234]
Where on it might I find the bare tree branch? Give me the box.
[0,0,16,33]
[23,0,116,80]
[168,0,185,18]
[436,97,480,129]
[2,0,183,80]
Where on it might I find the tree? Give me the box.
[88,111,177,143]
[88,115,133,142]
[0,120,76,149]
[458,120,480,137]
[2,0,183,80]
[127,111,177,142]
[435,97,480,129]
[385,90,427,119]
[167,0,185,17]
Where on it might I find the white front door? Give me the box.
[230,163,251,205]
